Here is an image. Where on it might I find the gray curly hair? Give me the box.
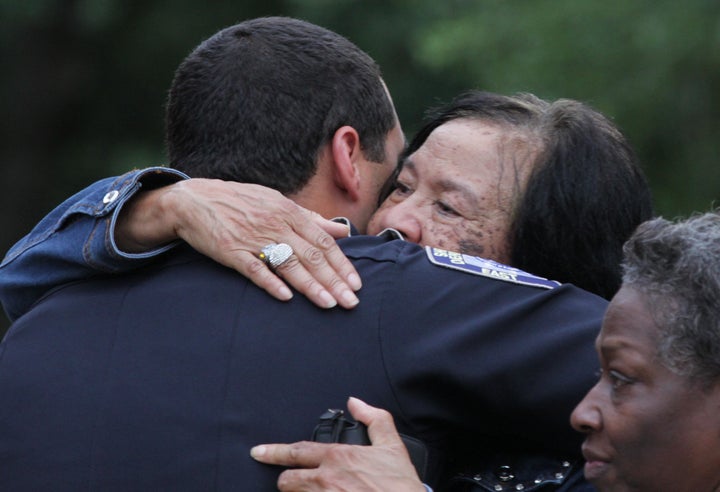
[622,211,720,388]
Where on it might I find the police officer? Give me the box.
[0,17,603,491]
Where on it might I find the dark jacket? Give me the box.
[0,234,605,490]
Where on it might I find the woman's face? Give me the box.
[570,286,720,491]
[366,118,536,263]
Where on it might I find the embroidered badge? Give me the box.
[425,246,560,290]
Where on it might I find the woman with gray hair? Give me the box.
[571,211,720,491]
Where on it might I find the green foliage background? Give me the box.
[1,0,719,331]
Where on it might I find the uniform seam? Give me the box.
[212,280,249,490]
[86,283,130,491]
[375,241,423,439]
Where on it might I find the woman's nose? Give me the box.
[376,200,423,243]
[570,383,603,434]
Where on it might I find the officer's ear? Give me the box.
[330,126,362,202]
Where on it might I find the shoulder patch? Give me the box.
[425,246,561,290]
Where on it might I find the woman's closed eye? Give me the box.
[436,200,461,217]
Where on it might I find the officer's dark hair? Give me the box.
[400,91,654,299]
[166,17,396,194]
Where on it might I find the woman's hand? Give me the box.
[250,397,425,492]
[115,178,362,309]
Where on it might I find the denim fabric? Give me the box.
[0,167,188,321]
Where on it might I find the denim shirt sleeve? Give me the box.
[0,167,189,322]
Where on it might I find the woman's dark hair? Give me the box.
[401,91,654,299]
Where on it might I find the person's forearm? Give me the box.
[1,172,362,323]
[111,178,363,309]
[114,186,181,254]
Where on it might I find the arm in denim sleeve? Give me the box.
[0,167,189,322]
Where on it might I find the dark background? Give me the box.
[2,0,719,334]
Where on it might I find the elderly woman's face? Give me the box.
[570,286,720,491]
[366,118,536,263]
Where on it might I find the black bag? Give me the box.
[311,408,429,481]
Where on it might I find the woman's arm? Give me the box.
[1,169,361,321]
[116,178,361,309]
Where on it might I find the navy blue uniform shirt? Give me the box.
[0,233,605,491]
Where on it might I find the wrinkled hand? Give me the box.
[250,397,425,492]
[116,178,361,309]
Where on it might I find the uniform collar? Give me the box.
[331,217,405,241]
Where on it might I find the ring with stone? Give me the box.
[258,243,294,270]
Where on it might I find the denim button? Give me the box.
[103,190,120,204]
